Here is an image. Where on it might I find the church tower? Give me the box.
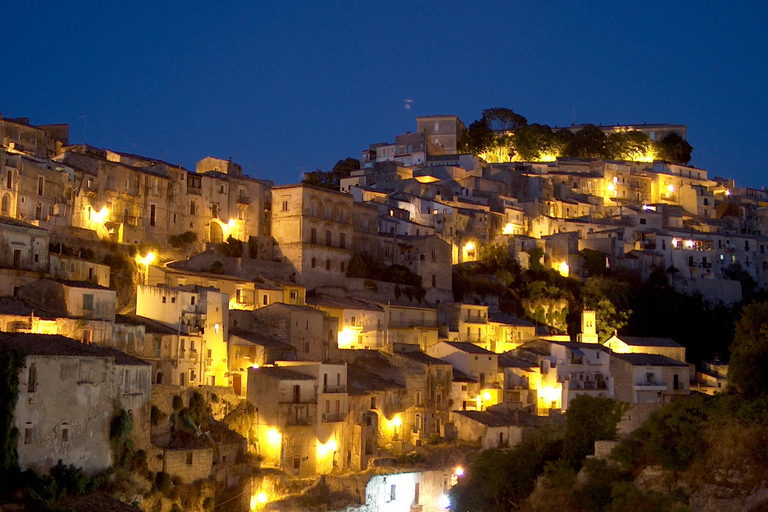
[578,310,599,344]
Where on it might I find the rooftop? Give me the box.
[610,352,689,367]
[0,332,148,365]
[612,336,682,348]
[452,409,542,427]
[442,341,496,355]
[251,365,315,381]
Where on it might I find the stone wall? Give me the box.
[617,403,662,437]
[152,384,241,421]
[163,447,214,484]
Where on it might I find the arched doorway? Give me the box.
[1,194,10,216]
[156,372,163,384]
[209,222,223,243]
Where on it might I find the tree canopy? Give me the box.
[302,157,360,189]
[728,302,768,397]
[457,107,693,164]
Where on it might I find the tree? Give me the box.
[604,131,654,161]
[514,124,556,161]
[458,118,496,155]
[728,301,768,397]
[562,395,626,468]
[302,157,360,189]
[656,133,692,164]
[561,125,607,159]
[582,276,631,341]
[482,107,528,132]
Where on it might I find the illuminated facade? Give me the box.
[136,284,230,386]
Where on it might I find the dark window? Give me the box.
[27,363,37,393]
[186,452,193,465]
[326,259,331,271]
[82,294,94,310]
[150,204,156,226]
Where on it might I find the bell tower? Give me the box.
[578,310,599,344]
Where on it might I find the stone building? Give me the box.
[428,341,502,412]
[271,184,354,289]
[2,332,150,475]
[246,362,349,477]
[610,352,690,404]
[191,156,273,243]
[230,302,339,362]
[0,215,50,296]
[136,284,229,386]
[0,116,69,158]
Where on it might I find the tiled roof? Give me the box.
[443,341,496,355]
[0,332,148,365]
[611,352,688,367]
[614,336,682,348]
[452,409,541,427]
[253,366,315,381]
[229,331,295,350]
[498,353,537,369]
[394,350,449,366]
[488,312,535,328]
[452,368,477,383]
[0,215,47,231]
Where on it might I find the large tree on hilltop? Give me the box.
[482,107,528,132]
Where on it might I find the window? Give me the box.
[390,484,396,501]
[162,296,167,303]
[150,204,156,226]
[282,200,288,211]
[191,296,196,305]
[310,228,317,244]
[311,257,316,268]
[432,274,436,287]
[431,248,437,262]
[61,424,69,442]
[211,203,219,218]
[326,230,332,246]
[339,209,345,223]
[37,176,44,195]
[325,205,331,219]
[370,396,376,409]
[340,261,345,273]
[6,170,12,189]
[339,233,345,249]
[24,425,33,445]
[186,452,193,465]
[639,218,646,225]
[326,259,331,271]
[27,363,37,393]
[82,294,94,310]
[362,217,368,233]
[190,201,196,215]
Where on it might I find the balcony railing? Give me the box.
[322,413,345,423]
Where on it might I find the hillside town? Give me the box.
[0,112,755,511]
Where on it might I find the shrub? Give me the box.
[172,395,184,412]
[151,405,167,427]
[155,472,172,494]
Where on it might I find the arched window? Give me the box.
[1,194,10,215]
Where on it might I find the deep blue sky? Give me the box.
[4,1,767,188]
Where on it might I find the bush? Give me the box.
[248,237,259,259]
[155,472,172,493]
[151,405,167,427]
[220,236,243,258]
[172,395,184,412]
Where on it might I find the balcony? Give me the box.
[322,385,347,393]
[322,412,345,423]
[463,316,488,325]
[237,194,250,204]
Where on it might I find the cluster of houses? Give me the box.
[0,113,744,507]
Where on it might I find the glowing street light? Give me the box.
[135,252,156,284]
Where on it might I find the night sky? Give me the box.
[4,1,767,187]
